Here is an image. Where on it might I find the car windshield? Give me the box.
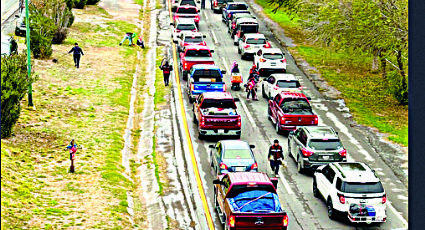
[276,80,300,88]
[240,25,258,33]
[185,49,211,57]
[180,0,196,6]
[228,4,248,10]
[184,37,203,43]
[177,24,196,30]
[246,38,266,45]
[308,139,342,150]
[176,7,197,14]
[223,149,252,159]
[263,53,284,59]
[201,99,236,108]
[280,99,311,111]
[342,182,384,194]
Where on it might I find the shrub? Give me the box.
[388,70,408,105]
[86,0,101,4]
[73,0,87,9]
[50,1,74,44]
[1,54,37,138]
[28,4,56,58]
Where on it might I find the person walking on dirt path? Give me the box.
[201,0,206,9]
[66,139,78,173]
[120,32,136,46]
[268,139,284,176]
[159,60,173,86]
[68,43,84,68]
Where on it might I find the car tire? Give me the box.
[193,109,198,123]
[189,96,194,103]
[214,189,219,208]
[327,199,336,220]
[269,92,272,100]
[288,140,293,158]
[275,122,282,134]
[238,48,241,54]
[297,156,304,173]
[313,179,320,198]
[262,86,267,98]
[199,132,204,140]
[267,108,272,121]
[235,134,241,139]
[210,151,214,167]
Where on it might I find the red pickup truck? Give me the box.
[193,92,241,139]
[173,5,200,27]
[213,172,288,230]
[268,92,318,134]
[180,45,215,80]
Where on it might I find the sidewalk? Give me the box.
[1,0,19,25]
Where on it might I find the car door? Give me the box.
[214,142,222,175]
[294,129,306,160]
[238,35,245,50]
[217,175,230,210]
[323,167,336,200]
[316,164,330,196]
[268,76,276,96]
[271,94,281,121]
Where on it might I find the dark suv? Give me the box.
[288,126,347,173]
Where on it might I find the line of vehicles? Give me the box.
[170,0,388,229]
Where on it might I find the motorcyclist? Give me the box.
[231,62,240,73]
[268,139,284,176]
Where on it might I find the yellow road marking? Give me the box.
[168,1,216,229]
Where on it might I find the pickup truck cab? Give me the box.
[222,2,250,24]
[180,45,215,80]
[233,18,259,45]
[175,32,207,52]
[238,33,271,60]
[173,5,200,27]
[268,92,318,134]
[213,172,289,230]
[193,92,241,138]
[255,48,287,77]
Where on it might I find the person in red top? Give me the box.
[268,139,284,176]
[159,60,173,86]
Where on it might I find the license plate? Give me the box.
[321,155,332,160]
[271,62,276,65]
[235,167,246,172]
[218,129,225,134]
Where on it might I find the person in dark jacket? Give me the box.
[268,139,284,176]
[201,0,206,9]
[68,43,84,68]
[159,60,173,86]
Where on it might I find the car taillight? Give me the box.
[280,116,286,124]
[184,62,187,69]
[250,162,258,170]
[298,86,303,90]
[237,31,241,36]
[183,42,189,46]
[228,13,231,19]
[220,162,228,170]
[237,116,241,127]
[382,194,387,204]
[283,214,289,227]
[273,86,279,90]
[223,84,226,92]
[229,215,235,228]
[190,84,194,91]
[339,149,347,157]
[232,23,236,29]
[176,29,181,32]
[314,116,318,125]
[259,58,266,62]
[281,58,287,63]
[337,193,345,204]
[191,29,197,32]
[200,116,205,127]
[213,1,217,7]
[244,44,250,49]
[195,15,200,22]
[202,41,206,46]
[263,42,271,48]
[301,148,314,157]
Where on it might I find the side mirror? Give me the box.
[15,15,20,18]
[221,70,226,74]
[307,97,312,100]
[253,16,257,19]
[209,145,215,148]
[170,22,174,26]
[233,98,240,102]
[249,145,255,149]
[210,50,215,53]
[213,179,225,185]
[335,131,339,135]
[203,34,207,38]
[197,0,201,2]
[173,40,178,44]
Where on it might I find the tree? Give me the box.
[28,3,56,58]
[1,55,37,138]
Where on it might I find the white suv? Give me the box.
[171,18,198,42]
[254,48,287,77]
[313,162,387,223]
[237,33,270,60]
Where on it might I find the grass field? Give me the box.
[254,0,408,146]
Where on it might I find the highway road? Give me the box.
[168,1,408,229]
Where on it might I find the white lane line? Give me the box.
[239,99,257,128]
[211,30,218,44]
[203,10,209,20]
[278,171,294,195]
[387,201,409,228]
[221,56,230,73]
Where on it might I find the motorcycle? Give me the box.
[230,72,243,91]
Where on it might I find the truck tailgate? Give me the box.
[203,115,240,128]
[193,82,225,94]
[233,212,287,229]
[282,114,317,126]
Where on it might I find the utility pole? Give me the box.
[25,0,33,106]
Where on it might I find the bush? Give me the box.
[50,1,74,44]
[1,54,37,138]
[28,4,56,58]
[73,0,87,9]
[388,70,408,105]
[86,0,101,4]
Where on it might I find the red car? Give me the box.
[213,172,289,230]
[268,92,318,134]
[174,5,200,27]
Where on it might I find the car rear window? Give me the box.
[280,99,311,112]
[246,38,266,44]
[201,99,236,108]
[224,149,252,159]
[184,36,203,43]
[263,53,284,59]
[228,4,248,10]
[276,80,300,88]
[177,7,197,14]
[180,0,196,6]
[176,24,196,30]
[240,25,258,33]
[342,182,384,194]
[308,139,342,150]
[185,49,211,57]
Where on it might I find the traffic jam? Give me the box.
[168,1,407,229]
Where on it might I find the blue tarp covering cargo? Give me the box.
[228,190,282,213]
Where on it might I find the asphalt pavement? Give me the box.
[169,1,408,229]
